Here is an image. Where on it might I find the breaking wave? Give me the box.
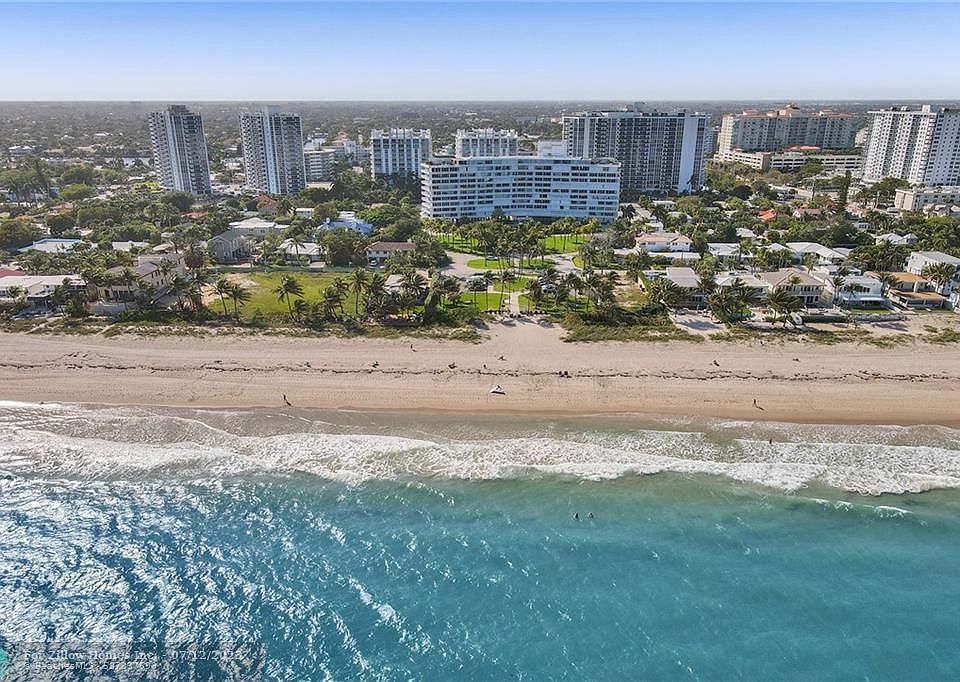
[2,401,960,495]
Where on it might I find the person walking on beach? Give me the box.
[282,394,292,407]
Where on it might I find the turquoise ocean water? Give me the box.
[1,402,959,680]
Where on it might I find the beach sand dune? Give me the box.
[1,324,958,426]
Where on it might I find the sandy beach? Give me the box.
[1,322,958,426]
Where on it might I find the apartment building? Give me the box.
[148,105,212,195]
[716,104,862,154]
[562,107,708,193]
[861,106,960,185]
[238,107,306,196]
[454,129,519,158]
[370,129,432,179]
[420,156,621,222]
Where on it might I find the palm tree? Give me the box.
[350,267,369,318]
[212,276,232,315]
[292,297,309,323]
[646,278,683,311]
[284,224,307,263]
[275,197,294,218]
[227,282,251,322]
[707,288,740,324]
[766,288,804,327]
[332,278,350,316]
[274,274,304,318]
[525,278,544,312]
[921,263,958,295]
[830,266,850,307]
[400,271,428,302]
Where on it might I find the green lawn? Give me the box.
[439,232,592,256]
[543,233,591,254]
[238,271,360,319]
[466,257,555,270]
[494,276,533,293]
[460,291,507,311]
[436,234,483,254]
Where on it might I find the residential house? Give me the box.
[757,209,778,223]
[0,273,85,307]
[208,228,252,264]
[17,238,81,254]
[905,251,960,294]
[715,272,768,302]
[366,241,416,265]
[812,270,886,308]
[659,267,705,308]
[708,242,752,265]
[867,271,946,309]
[110,241,149,252]
[280,239,322,263]
[227,216,282,239]
[757,268,825,306]
[785,242,847,265]
[874,232,918,246]
[97,253,185,305]
[322,211,373,236]
[635,232,692,253]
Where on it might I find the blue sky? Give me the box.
[3,2,958,100]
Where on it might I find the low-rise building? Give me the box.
[227,216,282,239]
[785,242,847,265]
[321,211,373,236]
[17,238,82,254]
[874,232,918,246]
[280,239,322,263]
[636,232,692,253]
[659,267,705,308]
[757,268,826,306]
[366,241,416,265]
[97,253,185,305]
[893,187,960,212]
[906,251,960,294]
[0,273,85,306]
[869,271,946,309]
[208,228,251,264]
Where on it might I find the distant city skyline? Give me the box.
[3,2,959,101]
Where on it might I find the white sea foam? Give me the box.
[1,402,959,495]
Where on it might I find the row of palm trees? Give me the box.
[267,268,465,326]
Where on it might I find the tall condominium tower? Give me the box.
[562,107,708,194]
[716,104,862,155]
[370,129,432,179]
[862,106,960,186]
[454,129,519,158]
[238,107,306,196]
[148,105,212,196]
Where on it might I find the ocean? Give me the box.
[1,401,959,680]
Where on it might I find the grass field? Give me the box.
[238,272,360,319]
[465,257,555,271]
[543,234,591,254]
[438,232,591,256]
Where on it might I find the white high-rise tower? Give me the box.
[239,107,306,196]
[148,105,212,196]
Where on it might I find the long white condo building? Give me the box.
[370,129,432,179]
[420,156,621,222]
[148,105,212,196]
[862,106,960,186]
[239,107,306,196]
[562,107,708,194]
